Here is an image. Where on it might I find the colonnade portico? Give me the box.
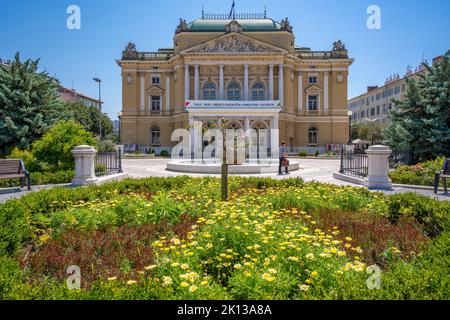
[186,101,281,160]
[184,62,284,101]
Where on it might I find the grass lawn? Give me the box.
[0,176,449,300]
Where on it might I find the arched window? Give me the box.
[227,82,241,101]
[203,82,216,100]
[252,82,265,100]
[308,128,318,146]
[151,127,161,146]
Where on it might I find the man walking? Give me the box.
[279,142,289,175]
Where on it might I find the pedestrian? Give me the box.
[279,142,289,175]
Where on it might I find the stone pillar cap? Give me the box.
[366,145,392,154]
[72,145,98,155]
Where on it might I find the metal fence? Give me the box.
[95,150,123,176]
[339,147,368,178]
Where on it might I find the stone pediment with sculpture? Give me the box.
[185,34,285,54]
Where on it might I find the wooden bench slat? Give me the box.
[0,174,25,179]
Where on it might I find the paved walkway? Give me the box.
[0,159,448,203]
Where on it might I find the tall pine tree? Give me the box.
[384,51,450,163]
[0,53,68,155]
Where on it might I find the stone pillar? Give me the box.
[278,64,284,106]
[184,65,190,102]
[244,64,249,101]
[189,116,195,160]
[72,145,98,186]
[298,72,303,114]
[194,65,200,100]
[270,116,280,159]
[365,145,393,189]
[244,117,250,133]
[268,65,274,100]
[219,65,225,100]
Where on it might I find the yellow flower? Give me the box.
[108,277,117,281]
[288,256,299,262]
[145,265,157,271]
[234,264,242,270]
[306,253,315,260]
[299,284,310,291]
[181,264,189,270]
[262,273,276,282]
[171,262,180,267]
[268,268,277,274]
[127,280,137,285]
[180,282,190,288]
[189,285,198,293]
[162,276,173,286]
[345,237,353,242]
[311,271,318,278]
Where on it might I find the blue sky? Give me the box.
[0,0,449,120]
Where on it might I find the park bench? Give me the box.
[434,158,449,194]
[0,159,31,190]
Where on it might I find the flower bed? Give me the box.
[389,157,445,187]
[0,177,449,300]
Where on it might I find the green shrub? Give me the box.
[298,151,308,157]
[389,157,445,187]
[315,150,320,157]
[32,120,97,171]
[7,148,41,172]
[0,171,74,188]
[159,150,170,157]
[388,192,450,237]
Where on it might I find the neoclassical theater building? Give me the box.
[117,9,353,154]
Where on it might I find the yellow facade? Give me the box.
[117,13,353,153]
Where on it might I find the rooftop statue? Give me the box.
[122,42,139,60]
[332,40,346,51]
[226,20,243,34]
[175,18,189,34]
[280,18,293,33]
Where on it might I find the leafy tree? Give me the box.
[0,53,68,156]
[384,51,450,163]
[32,120,97,171]
[66,102,114,139]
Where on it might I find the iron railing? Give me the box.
[95,149,123,176]
[339,147,368,178]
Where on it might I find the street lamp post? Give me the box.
[117,112,123,144]
[93,78,102,149]
[347,111,353,145]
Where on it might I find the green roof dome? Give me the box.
[187,18,282,32]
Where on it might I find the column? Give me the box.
[165,74,171,115]
[140,75,145,113]
[268,65,274,100]
[324,72,329,113]
[270,116,280,159]
[244,64,249,101]
[194,65,200,100]
[298,72,303,114]
[219,65,225,100]
[184,65,190,102]
[278,64,284,106]
[244,117,250,133]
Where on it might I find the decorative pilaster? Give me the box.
[194,65,200,100]
[219,65,225,100]
[165,74,171,114]
[140,75,145,113]
[244,64,249,101]
[278,64,284,106]
[268,65,274,100]
[324,72,329,113]
[298,72,303,114]
[184,65,190,102]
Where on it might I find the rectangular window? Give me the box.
[308,131,318,146]
[376,106,380,114]
[308,76,317,84]
[151,96,161,111]
[151,131,161,145]
[308,95,318,111]
[152,77,161,85]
